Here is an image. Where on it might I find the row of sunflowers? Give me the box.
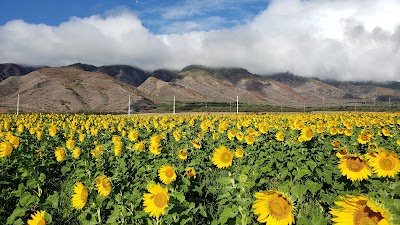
[1,112,400,224]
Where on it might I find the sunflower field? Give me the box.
[1,112,400,225]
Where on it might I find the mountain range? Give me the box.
[0,63,399,113]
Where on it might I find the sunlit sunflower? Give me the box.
[185,167,196,178]
[143,183,169,218]
[128,129,139,141]
[235,148,244,158]
[336,148,348,159]
[301,127,314,141]
[113,141,123,157]
[158,165,177,185]
[368,150,400,178]
[72,147,81,159]
[66,139,75,150]
[96,175,112,197]
[330,195,392,225]
[134,141,145,152]
[27,210,46,225]
[357,133,370,145]
[276,131,285,142]
[54,147,66,162]
[149,144,161,155]
[178,149,188,160]
[0,141,13,158]
[212,146,233,169]
[253,190,295,225]
[192,139,202,149]
[245,135,255,145]
[71,182,88,210]
[331,140,341,148]
[338,155,372,181]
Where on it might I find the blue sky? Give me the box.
[0,0,269,33]
[0,0,399,81]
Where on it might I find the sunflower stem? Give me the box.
[97,207,101,224]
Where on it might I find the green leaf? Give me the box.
[311,215,327,225]
[45,191,59,209]
[295,166,311,180]
[219,206,237,224]
[26,178,37,189]
[11,183,26,197]
[6,208,25,224]
[287,161,296,171]
[173,191,185,203]
[19,192,39,207]
[44,212,52,223]
[306,161,317,171]
[291,184,307,201]
[39,173,46,183]
[13,219,24,225]
[305,180,323,195]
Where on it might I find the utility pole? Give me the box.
[17,94,20,115]
[128,95,131,116]
[389,97,391,111]
[229,101,231,113]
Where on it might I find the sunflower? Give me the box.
[71,182,88,209]
[338,155,372,181]
[368,150,400,178]
[27,210,46,225]
[253,190,295,225]
[301,127,314,141]
[134,141,145,152]
[113,141,123,157]
[185,167,196,178]
[128,129,138,141]
[330,195,392,225]
[143,183,169,218]
[48,125,57,137]
[212,146,233,169]
[245,135,255,145]
[276,131,285,142]
[9,136,20,148]
[158,165,176,185]
[235,148,244,158]
[336,148,348,159]
[96,175,112,197]
[72,147,81,159]
[178,149,188,160]
[54,147,66,162]
[192,139,202,149]
[0,141,13,158]
[357,133,371,145]
[149,144,161,155]
[66,139,75,150]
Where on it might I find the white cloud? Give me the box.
[0,0,399,81]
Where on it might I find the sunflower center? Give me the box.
[220,152,232,163]
[180,151,187,156]
[165,168,174,178]
[361,135,368,141]
[346,157,365,172]
[354,205,383,225]
[38,219,46,225]
[268,195,291,219]
[154,193,167,208]
[379,156,395,171]
[101,180,110,189]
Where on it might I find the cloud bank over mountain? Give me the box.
[1,0,399,81]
